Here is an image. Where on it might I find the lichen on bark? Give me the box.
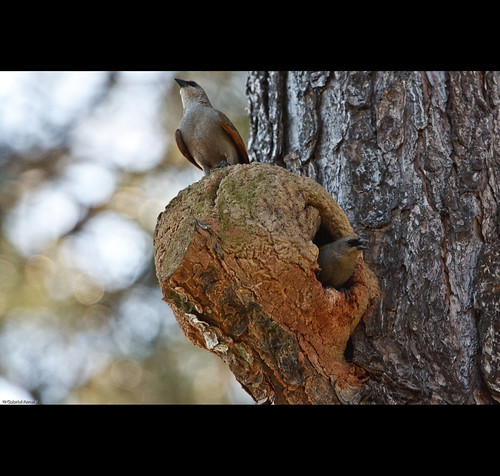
[154,162,379,404]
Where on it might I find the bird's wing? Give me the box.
[218,112,250,164]
[175,129,202,171]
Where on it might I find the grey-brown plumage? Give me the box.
[317,234,368,289]
[174,79,249,175]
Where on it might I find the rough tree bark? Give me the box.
[247,71,500,404]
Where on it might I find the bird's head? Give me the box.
[338,234,369,259]
[175,78,212,109]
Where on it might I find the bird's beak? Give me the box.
[355,237,369,250]
[175,78,190,88]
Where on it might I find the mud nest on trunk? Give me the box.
[154,163,379,404]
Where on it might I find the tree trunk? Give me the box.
[247,71,500,404]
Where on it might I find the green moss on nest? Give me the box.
[157,171,229,281]
[167,288,199,315]
[216,168,261,248]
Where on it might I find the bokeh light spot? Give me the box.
[73,273,105,305]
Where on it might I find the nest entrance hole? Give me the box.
[313,224,336,249]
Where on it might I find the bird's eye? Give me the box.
[347,239,357,246]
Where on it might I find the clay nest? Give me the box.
[154,163,379,404]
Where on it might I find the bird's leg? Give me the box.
[211,160,230,172]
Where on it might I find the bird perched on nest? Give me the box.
[317,234,369,290]
[174,78,249,175]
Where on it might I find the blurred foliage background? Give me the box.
[0,70,254,404]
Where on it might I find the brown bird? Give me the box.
[174,78,249,175]
[317,234,368,290]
